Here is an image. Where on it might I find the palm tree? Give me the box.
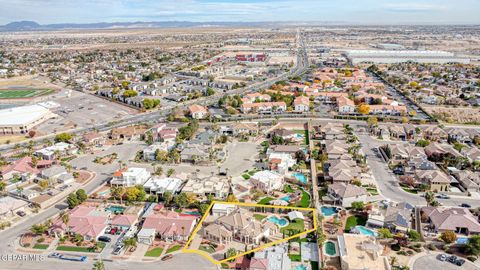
[0,181,6,195]
[60,212,70,225]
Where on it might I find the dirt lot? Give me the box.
[423,105,480,124]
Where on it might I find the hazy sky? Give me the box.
[1,0,479,25]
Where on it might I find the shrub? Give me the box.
[391,244,401,251]
[426,243,436,251]
[24,243,30,248]
[37,237,45,243]
[397,250,407,256]
[406,250,414,255]
[467,255,477,262]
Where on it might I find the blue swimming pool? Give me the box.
[281,196,291,202]
[267,216,289,227]
[353,226,378,237]
[295,265,307,270]
[321,206,338,217]
[457,237,468,245]
[105,205,126,214]
[184,211,201,216]
[293,172,307,184]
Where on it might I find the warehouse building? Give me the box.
[0,105,56,135]
[345,50,470,65]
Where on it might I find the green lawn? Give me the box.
[295,189,311,208]
[258,197,274,205]
[144,247,164,257]
[33,244,49,250]
[284,185,294,193]
[242,174,251,180]
[199,245,215,253]
[280,219,305,235]
[401,187,418,194]
[253,214,267,221]
[166,245,181,254]
[288,254,301,262]
[56,245,96,253]
[0,89,53,99]
[345,215,367,232]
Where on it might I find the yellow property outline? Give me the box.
[182,201,318,265]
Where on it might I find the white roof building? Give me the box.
[143,176,183,195]
[0,104,56,135]
[111,167,151,187]
[0,196,28,217]
[345,50,470,65]
[250,170,284,193]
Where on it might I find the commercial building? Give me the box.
[345,50,470,65]
[0,104,56,135]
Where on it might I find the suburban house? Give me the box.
[415,170,451,192]
[452,170,480,192]
[338,234,391,270]
[182,176,229,199]
[327,183,368,207]
[111,214,138,230]
[250,170,284,194]
[143,176,183,196]
[34,142,77,160]
[366,202,414,232]
[143,142,175,161]
[424,142,462,162]
[240,101,287,114]
[189,104,209,119]
[337,96,356,114]
[110,126,145,142]
[422,126,448,142]
[294,96,310,112]
[267,152,296,174]
[38,165,75,185]
[142,210,197,242]
[111,167,151,187]
[211,203,236,217]
[50,205,109,241]
[421,207,480,235]
[180,143,210,163]
[0,156,52,181]
[82,131,105,147]
[249,243,291,270]
[0,196,28,220]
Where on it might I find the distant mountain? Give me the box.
[0,20,271,31]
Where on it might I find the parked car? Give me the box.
[456,259,465,266]
[112,246,123,255]
[437,194,450,199]
[437,254,447,261]
[48,253,61,258]
[461,203,472,208]
[16,211,26,217]
[161,254,173,261]
[447,255,457,264]
[98,236,111,242]
[110,228,117,235]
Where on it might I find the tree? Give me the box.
[154,166,163,176]
[74,233,84,244]
[167,168,175,177]
[123,237,137,249]
[38,179,49,190]
[28,130,36,138]
[60,211,70,225]
[226,248,237,261]
[440,230,457,244]
[92,260,105,270]
[416,139,430,147]
[226,194,238,203]
[401,117,409,124]
[357,103,371,115]
[409,110,417,117]
[175,192,188,208]
[465,235,480,256]
[378,228,393,239]
[185,192,197,205]
[198,203,210,215]
[0,181,6,194]
[407,230,421,241]
[366,117,378,127]
[122,89,138,98]
[163,191,173,205]
[125,187,140,202]
[111,186,125,204]
[30,223,48,235]
[351,201,364,211]
[76,189,88,203]
[55,133,73,143]
[67,193,80,209]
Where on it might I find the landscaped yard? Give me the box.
[284,185,294,193]
[33,244,49,250]
[199,245,215,253]
[166,245,181,254]
[401,187,418,194]
[253,214,267,221]
[145,247,164,257]
[295,189,311,208]
[258,197,274,205]
[145,247,163,257]
[289,254,301,262]
[344,215,367,232]
[242,174,251,180]
[56,245,95,253]
[280,219,305,235]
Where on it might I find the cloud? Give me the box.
[382,3,446,12]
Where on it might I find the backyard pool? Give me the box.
[457,237,468,245]
[267,216,289,227]
[184,211,202,216]
[280,196,291,202]
[324,241,337,256]
[321,206,338,217]
[105,205,126,214]
[294,265,307,270]
[353,226,378,237]
[293,172,307,184]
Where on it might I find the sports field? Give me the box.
[0,88,53,99]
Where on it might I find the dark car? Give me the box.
[461,203,472,208]
[16,211,26,217]
[98,236,111,242]
[447,255,457,264]
[456,259,465,266]
[161,254,173,261]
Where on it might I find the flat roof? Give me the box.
[0,104,52,126]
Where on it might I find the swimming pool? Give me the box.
[184,211,202,216]
[280,196,291,202]
[353,226,378,237]
[321,207,338,217]
[457,237,468,245]
[294,265,307,270]
[267,216,289,227]
[293,172,307,184]
[325,241,337,256]
[294,133,305,139]
[105,205,126,214]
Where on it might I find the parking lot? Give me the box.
[412,254,479,270]
[35,90,137,135]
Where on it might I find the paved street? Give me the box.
[412,253,479,270]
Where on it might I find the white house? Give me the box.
[111,167,151,187]
[212,203,236,217]
[143,176,183,196]
[327,182,368,208]
[189,105,209,119]
[294,96,310,113]
[250,170,284,194]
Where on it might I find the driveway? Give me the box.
[412,254,479,270]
